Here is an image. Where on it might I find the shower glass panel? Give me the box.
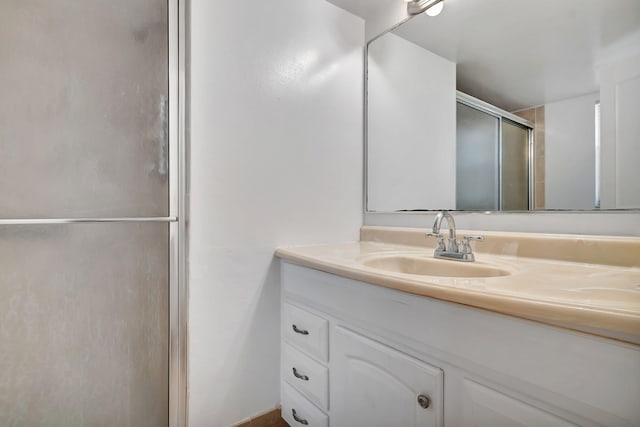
[456,103,500,210]
[501,120,530,210]
[0,1,171,426]
[0,223,169,426]
[0,0,169,218]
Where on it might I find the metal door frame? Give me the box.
[456,92,534,211]
[0,2,189,425]
[168,1,188,426]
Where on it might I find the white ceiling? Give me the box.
[389,0,640,111]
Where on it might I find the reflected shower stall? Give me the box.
[0,1,183,426]
[456,97,532,211]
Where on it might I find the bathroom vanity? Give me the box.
[276,0,640,425]
[276,228,640,427]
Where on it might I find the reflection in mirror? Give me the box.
[366,0,640,212]
[455,98,532,211]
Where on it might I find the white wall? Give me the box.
[325,0,406,42]
[545,92,599,210]
[188,1,363,426]
[365,1,409,42]
[615,75,640,208]
[600,53,640,209]
[367,33,456,212]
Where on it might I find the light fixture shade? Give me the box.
[407,0,445,16]
[425,1,444,16]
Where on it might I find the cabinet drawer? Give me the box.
[282,303,328,362]
[282,382,328,427]
[283,343,329,410]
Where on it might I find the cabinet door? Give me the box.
[460,379,578,427]
[332,327,443,427]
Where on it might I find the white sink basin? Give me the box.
[360,254,510,278]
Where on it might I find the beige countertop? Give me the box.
[276,228,640,345]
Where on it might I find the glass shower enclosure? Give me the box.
[456,98,532,211]
[0,1,184,426]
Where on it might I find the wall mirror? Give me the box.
[366,0,640,212]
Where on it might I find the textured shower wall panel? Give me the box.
[0,223,169,427]
[0,0,169,218]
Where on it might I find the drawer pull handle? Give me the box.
[292,408,309,425]
[417,394,431,409]
[292,324,309,335]
[292,367,309,381]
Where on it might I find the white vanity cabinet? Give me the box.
[458,379,578,427]
[280,261,640,427]
[332,326,444,427]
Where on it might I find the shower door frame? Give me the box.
[456,92,535,211]
[168,0,188,426]
[0,1,188,425]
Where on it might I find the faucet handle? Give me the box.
[426,232,446,251]
[461,235,485,254]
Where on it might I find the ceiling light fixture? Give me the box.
[425,1,444,16]
[407,0,445,16]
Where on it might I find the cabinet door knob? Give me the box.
[292,408,309,425]
[292,367,309,381]
[417,394,431,409]
[292,324,309,335]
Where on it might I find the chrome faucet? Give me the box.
[426,211,484,262]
